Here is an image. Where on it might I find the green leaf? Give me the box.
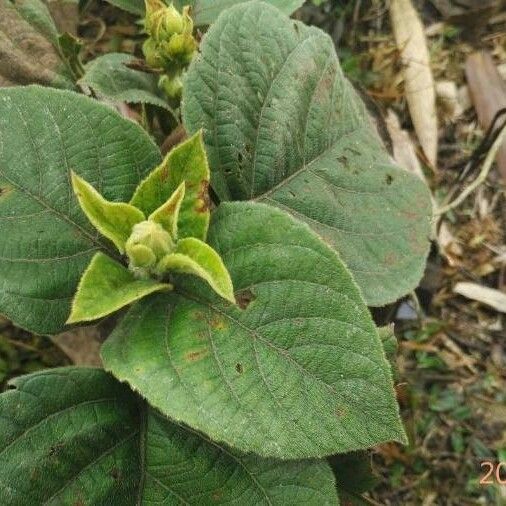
[173,0,306,25]
[159,237,234,302]
[104,0,145,15]
[107,0,305,24]
[149,181,185,238]
[131,131,210,241]
[0,86,161,334]
[0,0,75,88]
[58,33,84,81]
[182,1,432,306]
[378,324,398,377]
[78,53,174,112]
[71,171,145,253]
[67,252,171,324]
[102,202,406,459]
[330,451,379,504]
[0,367,339,505]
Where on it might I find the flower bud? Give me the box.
[126,220,175,277]
[163,32,197,65]
[142,37,165,68]
[159,73,183,98]
[145,0,185,41]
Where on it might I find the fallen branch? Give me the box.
[436,123,506,215]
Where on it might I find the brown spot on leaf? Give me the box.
[336,155,349,168]
[48,443,64,457]
[236,289,255,309]
[212,491,223,502]
[210,315,227,330]
[185,348,209,362]
[160,164,169,182]
[110,468,121,481]
[408,229,428,254]
[383,251,398,266]
[385,174,393,185]
[335,406,346,417]
[235,363,243,374]
[196,180,211,213]
[0,184,12,199]
[401,209,419,221]
[193,310,206,321]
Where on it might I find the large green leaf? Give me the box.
[105,0,304,24]
[0,86,161,334]
[174,0,305,25]
[102,202,406,459]
[79,53,174,112]
[0,367,339,505]
[182,1,432,306]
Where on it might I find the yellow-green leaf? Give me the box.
[130,131,210,241]
[149,181,185,238]
[71,171,145,253]
[67,252,171,323]
[159,237,234,303]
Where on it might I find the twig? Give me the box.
[436,123,506,216]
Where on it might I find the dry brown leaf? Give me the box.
[390,0,438,168]
[0,0,74,88]
[51,326,102,367]
[454,282,506,313]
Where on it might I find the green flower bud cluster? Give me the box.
[125,220,176,279]
[142,0,197,98]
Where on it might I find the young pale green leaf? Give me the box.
[0,367,339,505]
[67,252,171,324]
[149,181,185,238]
[102,202,406,459]
[182,1,432,307]
[0,86,161,335]
[78,53,175,113]
[71,171,145,253]
[159,237,235,303]
[130,131,210,241]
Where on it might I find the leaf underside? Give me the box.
[182,1,432,306]
[0,86,161,334]
[102,202,406,459]
[0,367,339,505]
[79,53,174,112]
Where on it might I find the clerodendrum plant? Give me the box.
[0,1,432,504]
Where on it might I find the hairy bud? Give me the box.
[126,221,175,278]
